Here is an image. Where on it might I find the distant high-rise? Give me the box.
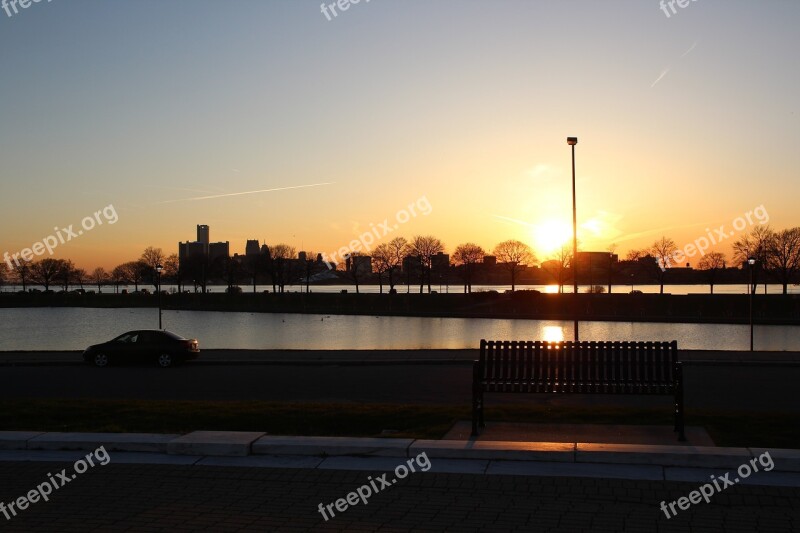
[209,242,230,264]
[197,225,210,245]
[245,240,261,257]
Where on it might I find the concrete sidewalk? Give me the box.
[1,431,798,486]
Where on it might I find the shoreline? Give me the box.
[2,292,800,326]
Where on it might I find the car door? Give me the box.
[135,332,158,362]
[107,332,137,363]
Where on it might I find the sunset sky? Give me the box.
[1,1,799,270]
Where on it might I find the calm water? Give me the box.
[1,308,798,352]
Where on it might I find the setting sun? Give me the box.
[533,220,572,256]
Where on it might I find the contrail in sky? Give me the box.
[156,182,335,204]
[651,67,671,88]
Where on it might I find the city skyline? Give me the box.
[1,2,799,270]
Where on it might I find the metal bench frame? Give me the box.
[472,340,685,441]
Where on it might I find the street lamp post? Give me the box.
[156,263,163,330]
[567,137,579,341]
[748,258,755,351]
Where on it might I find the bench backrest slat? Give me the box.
[478,339,678,394]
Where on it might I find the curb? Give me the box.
[2,431,798,472]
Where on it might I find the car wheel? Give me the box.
[93,353,109,367]
[158,353,174,368]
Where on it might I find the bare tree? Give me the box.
[12,261,32,292]
[606,244,618,294]
[649,237,678,294]
[302,252,323,294]
[542,245,571,293]
[493,240,535,292]
[733,226,774,294]
[411,235,445,293]
[766,228,800,295]
[340,252,370,294]
[697,252,726,294]
[91,267,108,293]
[140,247,166,289]
[388,237,410,292]
[118,261,147,292]
[453,243,485,293]
[625,249,645,261]
[0,263,8,292]
[70,265,88,291]
[163,254,180,293]
[270,244,296,293]
[371,244,393,294]
[31,258,64,291]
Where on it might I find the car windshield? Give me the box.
[163,331,186,340]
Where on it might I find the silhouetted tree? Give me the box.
[31,258,64,291]
[340,252,370,294]
[649,237,678,294]
[453,243,484,293]
[140,247,166,289]
[0,263,8,292]
[91,267,108,293]
[411,235,445,293]
[270,244,296,293]
[543,245,571,293]
[12,261,32,292]
[697,252,726,294]
[371,244,393,294]
[494,240,535,292]
[733,226,773,294]
[606,244,618,294]
[387,237,410,292]
[766,228,800,295]
[117,261,147,292]
[302,252,323,294]
[163,254,180,293]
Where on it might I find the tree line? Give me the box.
[2,225,798,295]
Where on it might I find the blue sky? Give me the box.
[1,0,798,268]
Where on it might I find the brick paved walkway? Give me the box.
[1,462,798,532]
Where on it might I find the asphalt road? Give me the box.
[1,360,799,411]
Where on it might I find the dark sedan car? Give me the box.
[83,330,200,368]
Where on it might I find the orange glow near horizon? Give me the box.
[532,219,573,257]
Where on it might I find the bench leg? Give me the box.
[675,363,686,442]
[471,394,480,436]
[478,393,485,429]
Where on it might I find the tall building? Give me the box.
[209,242,230,264]
[197,225,210,244]
[245,240,261,257]
[432,252,450,271]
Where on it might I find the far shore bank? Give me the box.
[2,291,800,325]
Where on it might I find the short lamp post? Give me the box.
[567,136,579,341]
[748,258,755,351]
[156,263,163,330]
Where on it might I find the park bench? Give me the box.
[472,340,685,441]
